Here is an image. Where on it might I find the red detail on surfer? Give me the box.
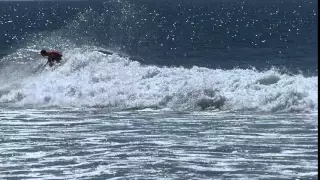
[40,49,63,67]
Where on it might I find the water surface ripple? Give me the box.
[0,109,318,179]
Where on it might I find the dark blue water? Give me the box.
[0,0,318,75]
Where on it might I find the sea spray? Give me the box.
[0,47,317,113]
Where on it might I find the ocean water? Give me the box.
[0,0,318,179]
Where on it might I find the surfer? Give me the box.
[40,49,63,67]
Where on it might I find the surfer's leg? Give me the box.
[49,61,54,67]
[55,57,61,63]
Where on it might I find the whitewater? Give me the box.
[0,0,318,179]
[0,47,317,113]
[1,46,317,179]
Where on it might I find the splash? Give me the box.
[0,47,317,113]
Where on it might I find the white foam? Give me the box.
[0,47,318,113]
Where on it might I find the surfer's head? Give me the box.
[40,50,48,56]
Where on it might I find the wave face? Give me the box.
[0,47,317,113]
[0,0,318,112]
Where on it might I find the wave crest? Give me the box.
[0,47,317,113]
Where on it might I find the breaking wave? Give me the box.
[0,46,317,113]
